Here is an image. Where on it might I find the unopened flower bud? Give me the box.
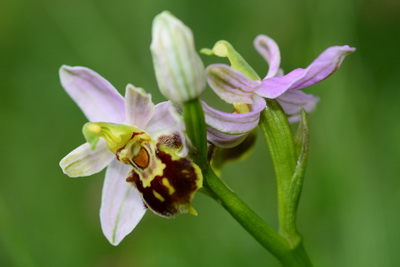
[150,11,206,104]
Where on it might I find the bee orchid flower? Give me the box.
[203,36,355,147]
[59,66,202,245]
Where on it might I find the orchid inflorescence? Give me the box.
[59,11,354,265]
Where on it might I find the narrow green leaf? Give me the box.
[293,108,308,158]
[285,108,309,243]
[259,99,297,240]
[260,99,297,187]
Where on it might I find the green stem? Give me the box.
[183,99,208,169]
[280,242,313,267]
[203,168,288,259]
[203,168,312,266]
[182,96,312,265]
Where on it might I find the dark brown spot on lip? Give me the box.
[126,149,201,218]
[133,147,149,169]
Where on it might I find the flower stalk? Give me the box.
[180,78,312,264]
[202,168,312,266]
[202,168,288,256]
[183,99,208,169]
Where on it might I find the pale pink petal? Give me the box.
[145,102,183,138]
[256,45,356,98]
[254,35,281,78]
[202,96,266,148]
[100,159,146,246]
[277,91,320,122]
[124,84,154,129]
[60,65,125,123]
[276,68,284,77]
[59,140,114,177]
[206,127,248,149]
[146,101,188,156]
[206,64,261,104]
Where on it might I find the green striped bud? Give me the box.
[150,11,206,104]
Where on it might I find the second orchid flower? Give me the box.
[203,36,355,148]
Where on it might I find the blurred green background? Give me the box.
[1,0,399,266]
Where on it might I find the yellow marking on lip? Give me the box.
[162,178,175,195]
[153,190,165,202]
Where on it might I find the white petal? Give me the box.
[146,102,188,156]
[59,140,114,177]
[100,159,146,246]
[60,65,125,123]
[124,84,154,129]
